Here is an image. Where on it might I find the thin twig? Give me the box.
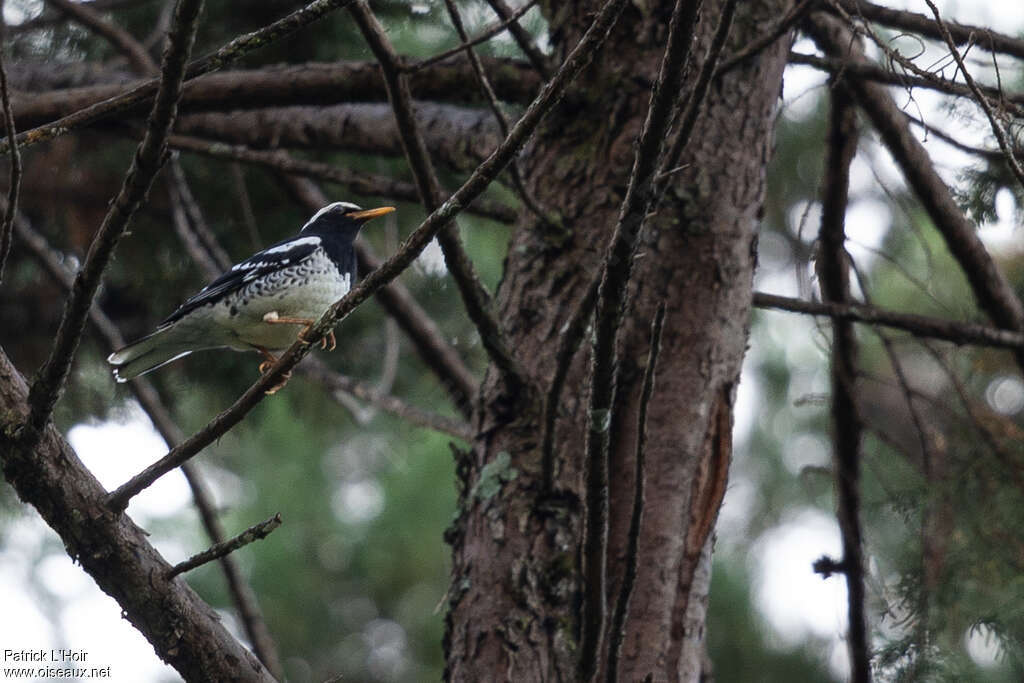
[350,0,531,395]
[923,0,1024,191]
[606,303,665,683]
[166,514,283,579]
[752,292,1024,349]
[105,0,632,512]
[22,0,205,442]
[9,200,285,681]
[482,0,549,78]
[817,84,870,683]
[408,0,539,73]
[581,0,703,678]
[1,0,358,154]
[0,19,21,285]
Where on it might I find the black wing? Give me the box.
[159,234,323,327]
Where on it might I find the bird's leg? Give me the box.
[253,345,292,395]
[262,311,335,351]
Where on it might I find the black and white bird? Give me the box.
[108,202,395,389]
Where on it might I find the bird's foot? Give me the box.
[263,371,293,395]
[320,329,337,352]
[255,346,292,394]
[263,311,318,346]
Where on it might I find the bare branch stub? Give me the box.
[581,0,703,677]
[105,0,633,513]
[167,514,284,579]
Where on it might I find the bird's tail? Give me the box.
[107,326,194,382]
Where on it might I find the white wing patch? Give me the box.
[300,202,362,231]
[230,236,322,273]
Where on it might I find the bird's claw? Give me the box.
[263,371,292,395]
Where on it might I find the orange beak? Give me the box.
[347,206,396,220]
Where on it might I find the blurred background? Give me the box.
[1,0,1024,681]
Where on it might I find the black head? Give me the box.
[299,202,396,242]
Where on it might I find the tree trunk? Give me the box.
[445,1,791,680]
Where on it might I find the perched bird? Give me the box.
[108,202,395,391]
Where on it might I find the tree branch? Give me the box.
[166,132,516,224]
[805,12,1024,372]
[786,52,1024,116]
[834,0,1024,62]
[581,0,704,677]
[174,103,502,174]
[23,0,204,441]
[13,57,539,130]
[752,292,1024,349]
[817,84,870,683]
[349,0,531,395]
[606,304,665,683]
[105,0,631,512]
[1,0,358,154]
[0,350,276,682]
[166,514,283,579]
[659,0,739,189]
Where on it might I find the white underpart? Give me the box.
[300,202,362,231]
[171,250,353,352]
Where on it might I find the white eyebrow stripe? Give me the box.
[300,202,361,231]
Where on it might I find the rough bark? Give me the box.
[444,0,792,680]
[0,351,274,683]
[175,103,501,173]
[11,57,539,129]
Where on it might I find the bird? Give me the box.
[108,201,395,393]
